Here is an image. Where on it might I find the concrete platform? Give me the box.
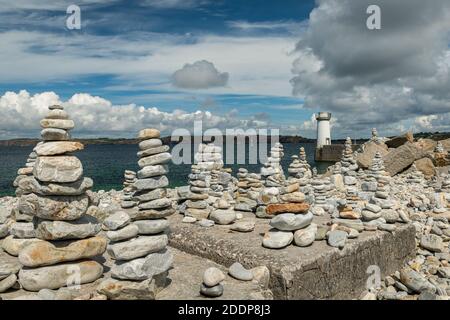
[168,213,416,300]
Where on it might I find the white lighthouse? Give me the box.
[316,112,331,148]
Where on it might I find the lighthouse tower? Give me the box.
[316,112,331,148]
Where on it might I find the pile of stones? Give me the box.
[101,128,173,299]
[235,168,259,213]
[13,150,38,196]
[262,143,285,188]
[13,105,106,292]
[340,137,359,178]
[121,170,137,209]
[201,267,225,298]
[405,164,426,185]
[262,196,313,249]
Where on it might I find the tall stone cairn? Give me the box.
[102,128,173,298]
[121,170,137,209]
[340,137,358,177]
[15,104,105,292]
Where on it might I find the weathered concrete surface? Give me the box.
[168,213,416,300]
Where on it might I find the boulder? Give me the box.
[357,141,389,169]
[383,142,427,176]
[385,132,414,148]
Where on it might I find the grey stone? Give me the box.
[19,260,103,291]
[182,216,197,223]
[18,176,93,196]
[420,234,443,252]
[138,198,172,210]
[418,291,439,300]
[198,219,215,227]
[35,215,100,240]
[378,224,397,232]
[0,274,18,293]
[134,188,166,202]
[399,267,436,293]
[362,210,381,221]
[139,138,162,150]
[107,234,168,261]
[269,211,313,231]
[200,283,223,297]
[138,152,172,168]
[103,211,130,231]
[10,222,35,238]
[40,118,74,130]
[294,223,317,247]
[137,145,170,158]
[111,249,173,281]
[106,224,139,242]
[382,209,399,223]
[209,209,237,225]
[35,141,84,156]
[1,235,45,256]
[134,219,169,235]
[19,193,89,221]
[131,207,176,220]
[0,206,11,224]
[229,262,253,281]
[327,230,347,249]
[203,267,225,287]
[137,165,169,179]
[41,128,70,141]
[230,220,255,232]
[262,230,293,249]
[0,223,9,238]
[134,176,169,191]
[97,275,167,300]
[34,156,83,183]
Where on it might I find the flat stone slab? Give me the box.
[167,213,416,300]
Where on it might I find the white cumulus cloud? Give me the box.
[171,60,229,89]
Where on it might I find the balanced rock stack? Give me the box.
[234,168,259,213]
[434,141,449,167]
[15,104,106,292]
[210,197,236,225]
[102,128,173,299]
[121,170,137,209]
[361,152,384,193]
[330,162,345,192]
[183,144,213,221]
[340,137,359,178]
[262,143,286,188]
[287,155,301,181]
[14,149,38,197]
[262,197,312,249]
[371,128,379,141]
[405,164,425,185]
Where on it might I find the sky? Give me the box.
[0,0,449,139]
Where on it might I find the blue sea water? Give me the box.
[0,143,332,196]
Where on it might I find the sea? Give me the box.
[0,143,333,197]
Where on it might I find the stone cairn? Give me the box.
[287,147,312,181]
[14,150,38,195]
[405,164,425,185]
[101,128,173,298]
[262,143,285,188]
[262,192,313,249]
[121,170,137,209]
[234,168,260,214]
[13,104,106,292]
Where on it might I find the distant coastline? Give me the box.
[0,132,449,147]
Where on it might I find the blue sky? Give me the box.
[0,0,319,138]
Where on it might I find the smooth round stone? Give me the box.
[46,109,68,119]
[262,230,293,249]
[107,234,168,261]
[203,267,225,287]
[214,198,231,209]
[294,223,317,247]
[18,194,89,221]
[327,230,347,249]
[40,118,74,130]
[200,283,223,297]
[35,141,84,156]
[365,204,382,213]
[19,260,103,291]
[106,224,139,242]
[362,210,381,221]
[198,219,215,227]
[381,209,399,223]
[138,128,160,139]
[228,262,253,281]
[0,274,18,293]
[138,153,172,168]
[139,139,162,150]
[103,211,130,231]
[378,224,396,232]
[130,207,175,220]
[230,220,255,232]
[137,165,168,179]
[34,156,83,183]
[134,219,169,235]
[182,216,197,223]
[19,236,107,267]
[269,211,313,231]
[41,128,70,141]
[209,209,237,225]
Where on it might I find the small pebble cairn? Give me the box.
[14,150,38,196]
[103,128,173,298]
[121,170,137,209]
[263,143,285,188]
[405,164,425,185]
[262,192,312,249]
[340,137,359,177]
[15,105,105,292]
[201,267,225,298]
